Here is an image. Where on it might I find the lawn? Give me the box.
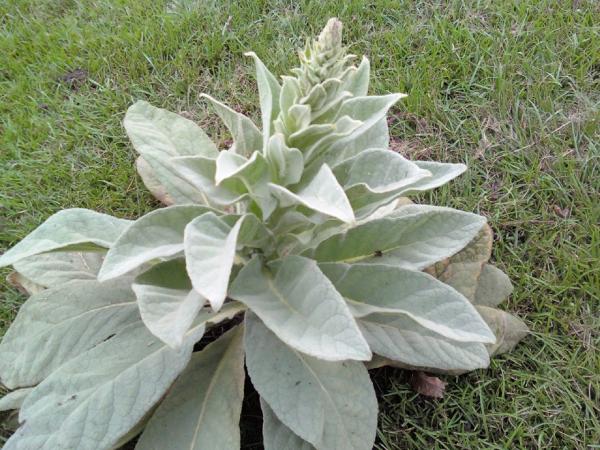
[1,0,598,448]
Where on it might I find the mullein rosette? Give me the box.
[0,18,527,450]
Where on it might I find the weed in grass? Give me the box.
[1,0,598,448]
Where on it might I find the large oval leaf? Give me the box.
[0,209,130,268]
[358,313,490,371]
[170,155,248,205]
[135,156,175,205]
[245,313,377,450]
[124,100,218,159]
[305,204,486,269]
[5,322,202,450]
[141,153,211,205]
[333,149,431,194]
[4,303,245,450]
[230,256,370,362]
[0,279,139,389]
[13,251,104,287]
[320,263,495,343]
[136,325,245,450]
[98,205,212,281]
[124,101,219,204]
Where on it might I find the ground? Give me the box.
[0,0,599,448]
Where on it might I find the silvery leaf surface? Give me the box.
[305,205,487,269]
[0,209,131,268]
[266,133,304,186]
[269,164,355,224]
[245,51,281,147]
[358,313,490,371]
[141,153,211,205]
[315,117,389,169]
[135,156,174,206]
[341,56,369,96]
[320,263,495,343]
[98,205,213,281]
[124,100,218,159]
[132,259,205,349]
[230,256,371,362]
[244,312,377,450]
[0,279,139,389]
[135,325,245,450]
[215,150,276,219]
[261,398,316,450]
[0,388,34,412]
[170,155,248,206]
[13,251,104,287]
[5,322,203,450]
[124,100,218,204]
[333,149,430,194]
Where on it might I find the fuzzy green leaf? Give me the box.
[266,133,304,185]
[98,205,212,281]
[404,161,467,194]
[261,398,316,450]
[5,322,202,450]
[342,56,369,96]
[184,212,243,311]
[318,117,389,168]
[333,149,430,193]
[170,155,247,205]
[0,209,130,268]
[0,279,139,389]
[124,100,218,158]
[12,251,103,288]
[306,205,486,268]
[214,150,277,218]
[132,259,205,349]
[142,153,211,205]
[270,164,355,223]
[359,313,490,371]
[136,156,174,205]
[320,263,495,343]
[124,101,218,204]
[231,256,371,361]
[0,388,33,412]
[245,312,377,450]
[245,51,281,146]
[136,325,245,450]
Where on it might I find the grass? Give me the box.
[1,0,598,448]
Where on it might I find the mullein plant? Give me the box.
[0,18,528,450]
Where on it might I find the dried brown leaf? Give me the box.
[410,371,447,399]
